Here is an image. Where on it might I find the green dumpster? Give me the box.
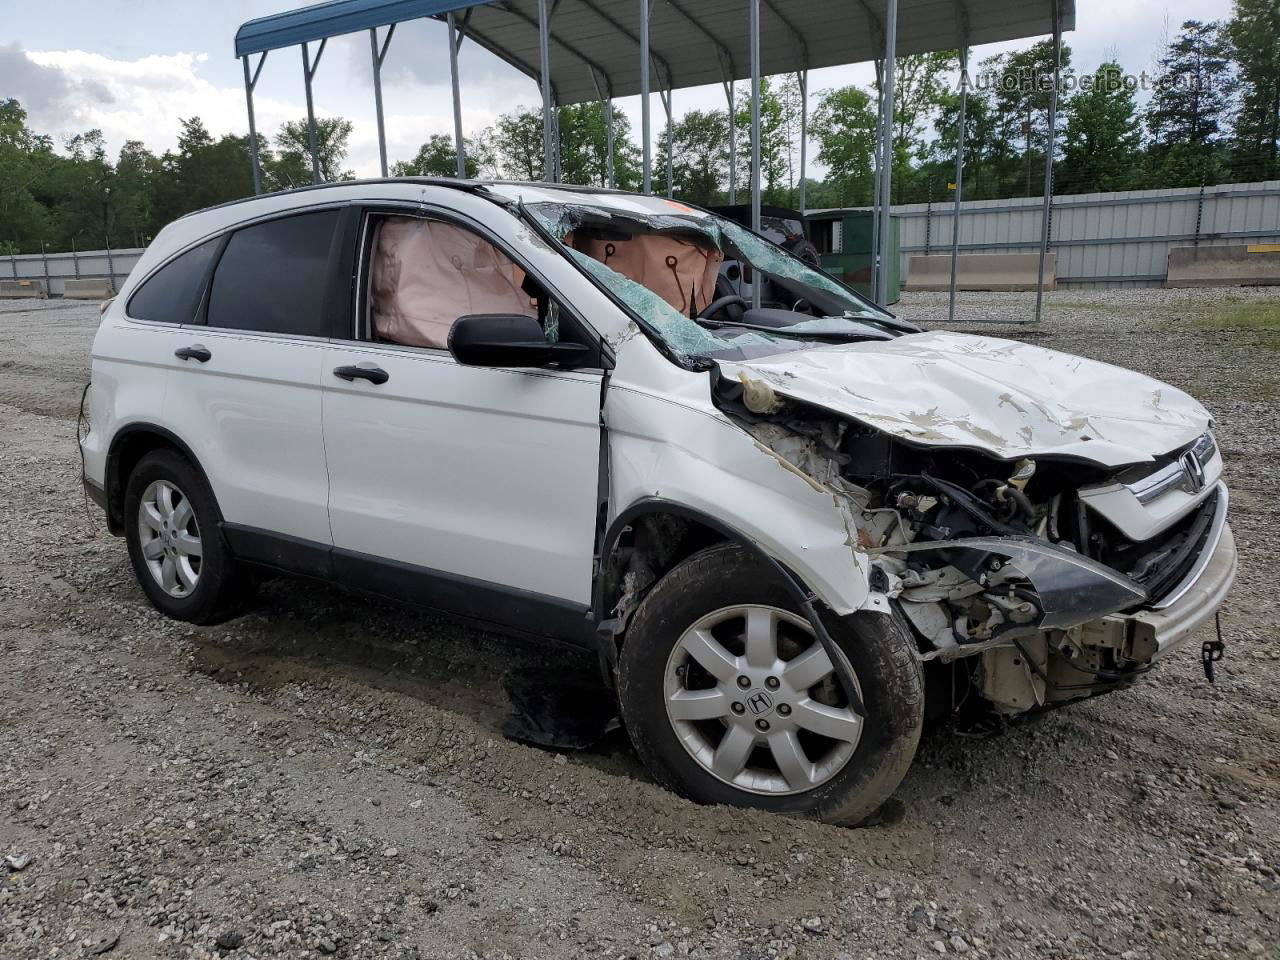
[805,209,900,305]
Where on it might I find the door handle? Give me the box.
[333,364,389,385]
[174,345,211,363]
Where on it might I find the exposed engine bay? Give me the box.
[712,371,1224,715]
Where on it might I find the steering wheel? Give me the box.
[698,294,747,321]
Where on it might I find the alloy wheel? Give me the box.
[137,479,202,598]
[663,604,863,796]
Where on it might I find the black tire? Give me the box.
[123,448,250,625]
[784,237,822,268]
[618,542,923,826]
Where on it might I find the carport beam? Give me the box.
[875,0,898,307]
[640,0,652,193]
[948,42,969,324]
[241,52,267,194]
[1034,0,1061,322]
[448,12,467,178]
[749,0,762,308]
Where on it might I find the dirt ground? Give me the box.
[1,289,1277,960]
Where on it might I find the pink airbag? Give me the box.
[370,217,535,349]
[575,233,723,314]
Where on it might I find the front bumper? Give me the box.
[1079,516,1237,664]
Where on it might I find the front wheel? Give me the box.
[618,543,923,826]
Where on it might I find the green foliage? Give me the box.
[393,133,479,178]
[1227,0,1280,180]
[810,85,878,206]
[1060,63,1142,192]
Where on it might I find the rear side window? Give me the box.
[128,238,219,323]
[206,210,340,336]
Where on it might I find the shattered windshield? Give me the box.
[520,199,911,367]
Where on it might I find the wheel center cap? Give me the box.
[744,689,774,717]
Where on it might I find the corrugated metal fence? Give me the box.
[849,180,1280,288]
[5,247,144,297]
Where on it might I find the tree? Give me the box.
[888,52,959,201]
[558,102,640,189]
[810,85,879,206]
[269,117,354,187]
[393,133,479,178]
[1146,21,1233,147]
[1227,0,1280,180]
[655,109,729,205]
[1060,62,1142,193]
[733,78,790,204]
[494,107,544,180]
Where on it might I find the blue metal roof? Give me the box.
[235,0,476,57]
[235,0,1076,105]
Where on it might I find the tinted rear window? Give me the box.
[206,210,340,336]
[128,238,219,323]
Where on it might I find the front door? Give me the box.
[321,209,604,636]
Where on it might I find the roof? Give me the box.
[236,0,1075,105]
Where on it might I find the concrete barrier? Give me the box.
[0,279,49,299]
[905,253,1056,292]
[63,278,116,300]
[1166,244,1280,287]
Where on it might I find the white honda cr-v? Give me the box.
[81,179,1236,825]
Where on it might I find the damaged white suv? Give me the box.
[82,180,1236,825]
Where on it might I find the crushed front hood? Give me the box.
[716,331,1210,467]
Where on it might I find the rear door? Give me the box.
[162,207,352,562]
[319,206,605,634]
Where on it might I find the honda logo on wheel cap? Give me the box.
[746,690,774,716]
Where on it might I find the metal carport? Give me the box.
[234,0,1073,317]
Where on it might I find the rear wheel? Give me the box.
[618,542,924,826]
[124,449,249,624]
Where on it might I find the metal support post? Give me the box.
[538,0,554,181]
[640,0,652,193]
[1034,0,1061,322]
[370,26,395,178]
[447,13,467,177]
[797,70,808,212]
[870,59,884,303]
[875,0,899,307]
[301,39,327,184]
[948,40,969,323]
[241,52,267,193]
[724,78,737,204]
[605,98,615,187]
[659,82,674,197]
[72,240,81,280]
[749,0,762,308]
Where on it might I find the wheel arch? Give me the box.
[104,424,206,534]
[592,499,841,688]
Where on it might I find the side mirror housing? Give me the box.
[448,314,591,368]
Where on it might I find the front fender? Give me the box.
[605,386,873,616]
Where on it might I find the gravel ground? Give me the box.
[1,288,1277,960]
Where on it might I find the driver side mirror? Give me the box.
[448,313,591,369]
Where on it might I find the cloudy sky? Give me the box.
[2,0,1234,178]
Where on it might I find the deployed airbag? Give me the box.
[574,232,722,315]
[370,216,536,349]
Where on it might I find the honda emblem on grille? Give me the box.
[1181,451,1206,494]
